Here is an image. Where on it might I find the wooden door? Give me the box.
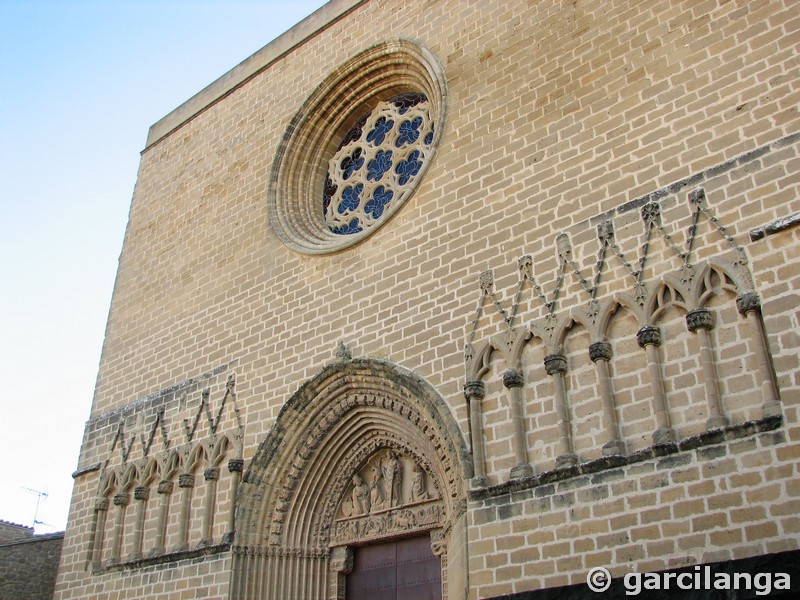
[345,535,441,600]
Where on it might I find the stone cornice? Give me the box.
[144,0,368,150]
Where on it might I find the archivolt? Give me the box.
[232,358,471,599]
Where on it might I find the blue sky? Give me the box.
[0,0,326,533]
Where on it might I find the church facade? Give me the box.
[55,0,800,598]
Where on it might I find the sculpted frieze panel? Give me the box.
[332,502,443,546]
[332,449,442,545]
[339,450,437,518]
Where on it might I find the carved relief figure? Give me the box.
[383,451,403,507]
[392,509,416,530]
[351,474,370,515]
[369,464,385,512]
[410,462,429,502]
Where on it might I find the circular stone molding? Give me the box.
[268,40,447,254]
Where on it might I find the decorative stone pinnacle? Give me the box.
[228,458,245,473]
[637,325,662,348]
[517,255,533,278]
[641,202,661,226]
[689,188,706,206]
[479,270,494,292]
[335,341,352,361]
[597,220,614,244]
[736,292,761,315]
[502,368,524,389]
[686,308,713,332]
[589,341,613,362]
[556,233,572,260]
[544,353,568,375]
[463,380,486,400]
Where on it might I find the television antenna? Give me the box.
[21,487,50,528]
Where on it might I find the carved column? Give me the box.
[431,529,449,600]
[226,458,244,543]
[200,467,220,546]
[130,486,149,560]
[637,326,675,444]
[686,308,728,429]
[737,292,781,417]
[176,473,195,551]
[109,493,129,564]
[151,480,173,555]
[544,354,579,468]
[329,546,353,600]
[589,342,625,455]
[464,381,487,486]
[503,369,534,479]
[90,498,109,568]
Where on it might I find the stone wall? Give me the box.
[56,0,799,598]
[0,533,64,600]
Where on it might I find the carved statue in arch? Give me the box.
[333,448,441,546]
[383,450,403,507]
[351,474,370,516]
[369,464,385,512]
[411,462,429,502]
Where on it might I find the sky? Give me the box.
[0,0,327,533]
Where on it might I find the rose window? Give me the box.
[323,93,435,235]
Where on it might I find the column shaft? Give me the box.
[176,474,195,551]
[638,326,675,444]
[589,341,625,455]
[464,381,487,485]
[503,369,533,479]
[200,467,220,546]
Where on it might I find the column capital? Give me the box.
[157,480,174,495]
[736,292,761,315]
[329,546,354,574]
[228,458,245,473]
[204,467,220,481]
[133,486,149,501]
[502,368,524,389]
[637,325,662,348]
[430,529,447,558]
[589,341,613,362]
[113,493,129,507]
[686,308,713,332]
[464,380,486,400]
[544,353,567,375]
[178,473,195,489]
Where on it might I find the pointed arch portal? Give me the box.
[231,358,471,600]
